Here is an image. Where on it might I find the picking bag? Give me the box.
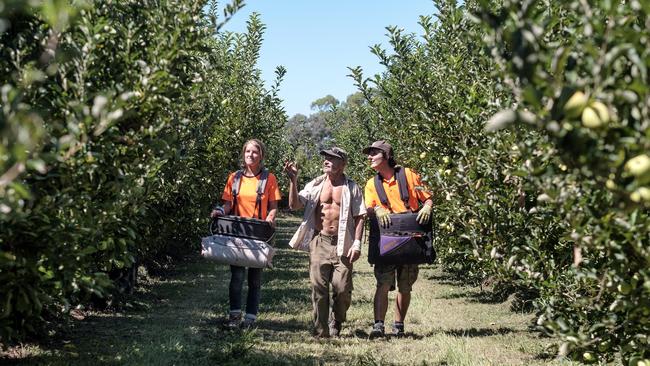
[367,212,435,265]
[209,215,274,242]
[201,216,275,269]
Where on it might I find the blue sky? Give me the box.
[221,1,437,117]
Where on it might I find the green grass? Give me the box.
[2,213,583,365]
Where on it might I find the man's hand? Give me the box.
[375,206,392,228]
[283,161,298,180]
[346,247,360,263]
[416,204,432,225]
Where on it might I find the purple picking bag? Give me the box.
[379,235,413,256]
[368,213,435,265]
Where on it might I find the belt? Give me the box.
[319,233,338,244]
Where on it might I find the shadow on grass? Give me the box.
[434,285,536,314]
[464,289,536,313]
[234,351,322,366]
[190,328,324,366]
[440,327,516,338]
[351,328,426,341]
[424,272,467,286]
[16,261,308,365]
[5,258,233,366]
[436,290,506,304]
[533,350,557,361]
[256,318,308,332]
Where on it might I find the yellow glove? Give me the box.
[375,206,392,229]
[416,204,432,225]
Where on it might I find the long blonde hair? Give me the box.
[240,139,266,170]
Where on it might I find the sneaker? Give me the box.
[224,312,242,330]
[329,320,342,337]
[369,322,385,339]
[240,314,257,330]
[392,322,405,337]
[240,318,256,330]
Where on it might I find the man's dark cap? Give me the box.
[320,146,348,161]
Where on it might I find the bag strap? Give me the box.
[231,169,269,219]
[231,170,244,216]
[254,169,269,219]
[395,167,411,212]
[374,166,411,213]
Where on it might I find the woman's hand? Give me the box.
[210,205,225,218]
[265,216,276,229]
[266,204,278,229]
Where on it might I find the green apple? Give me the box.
[605,179,616,190]
[563,91,588,118]
[581,106,604,128]
[598,340,610,352]
[630,187,650,203]
[591,101,610,123]
[617,283,631,295]
[581,106,599,128]
[625,154,650,179]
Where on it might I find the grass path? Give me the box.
[3,214,579,365]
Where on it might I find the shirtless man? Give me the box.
[284,147,366,338]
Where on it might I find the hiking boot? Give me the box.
[329,320,342,337]
[392,322,405,337]
[369,322,385,339]
[224,312,242,330]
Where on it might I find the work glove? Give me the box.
[416,204,432,225]
[375,206,392,228]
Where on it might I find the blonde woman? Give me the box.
[211,139,281,329]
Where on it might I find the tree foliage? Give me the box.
[316,0,648,362]
[476,0,649,362]
[3,0,648,362]
[0,0,285,341]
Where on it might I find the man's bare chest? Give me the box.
[320,183,343,206]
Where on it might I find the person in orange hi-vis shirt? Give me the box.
[210,139,281,330]
[362,140,433,338]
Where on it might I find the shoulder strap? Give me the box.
[373,166,411,213]
[254,169,269,219]
[374,173,389,208]
[395,167,411,211]
[231,170,244,216]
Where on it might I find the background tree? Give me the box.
[310,94,339,112]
